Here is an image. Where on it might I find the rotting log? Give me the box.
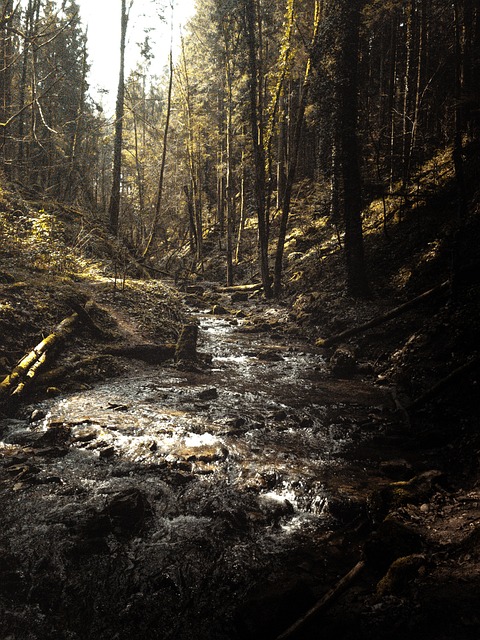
[275,560,366,640]
[0,311,80,402]
[316,280,450,348]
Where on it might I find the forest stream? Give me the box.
[0,292,420,640]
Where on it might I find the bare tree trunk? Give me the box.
[108,0,131,236]
[339,0,369,297]
[244,0,272,298]
[273,0,321,296]
[143,11,174,258]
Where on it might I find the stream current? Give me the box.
[1,304,398,639]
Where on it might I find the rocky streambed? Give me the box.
[0,295,446,639]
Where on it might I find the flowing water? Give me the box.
[0,302,401,639]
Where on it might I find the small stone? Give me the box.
[420,503,429,513]
[198,387,218,401]
[99,446,115,459]
[212,304,229,315]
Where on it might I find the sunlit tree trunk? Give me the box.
[143,15,174,259]
[0,0,15,168]
[273,0,321,297]
[108,0,131,236]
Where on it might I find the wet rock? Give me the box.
[99,445,115,459]
[104,488,153,536]
[368,470,443,523]
[376,553,426,596]
[176,443,228,463]
[72,426,100,444]
[197,387,218,401]
[231,291,249,302]
[327,493,366,523]
[212,304,229,315]
[185,285,205,295]
[34,447,69,458]
[257,493,294,523]
[329,345,357,377]
[257,350,284,362]
[225,416,246,429]
[35,422,72,448]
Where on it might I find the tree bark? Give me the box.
[143,5,174,258]
[244,0,272,298]
[339,0,369,297]
[273,0,321,297]
[108,0,130,236]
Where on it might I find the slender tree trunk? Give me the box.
[276,94,287,210]
[0,0,14,166]
[339,0,369,297]
[108,0,130,236]
[225,56,235,286]
[180,36,203,265]
[235,146,247,262]
[143,19,174,258]
[273,0,321,296]
[244,0,272,298]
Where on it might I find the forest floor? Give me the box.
[0,172,479,638]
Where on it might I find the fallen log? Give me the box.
[0,310,80,402]
[275,560,366,640]
[219,283,263,293]
[104,344,176,364]
[409,355,480,410]
[316,280,450,348]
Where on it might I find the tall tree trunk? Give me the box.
[225,55,235,286]
[108,0,130,236]
[273,0,321,296]
[143,16,174,259]
[0,0,14,167]
[180,35,203,265]
[244,0,272,298]
[339,0,369,297]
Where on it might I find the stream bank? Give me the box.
[2,283,478,640]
